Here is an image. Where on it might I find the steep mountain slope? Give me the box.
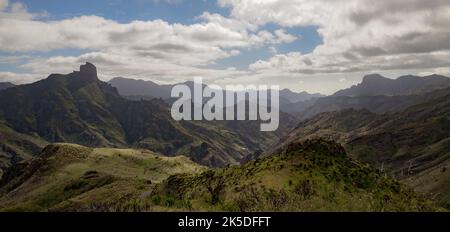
[0,143,206,211]
[347,95,450,170]
[334,74,450,97]
[147,139,437,212]
[282,94,450,170]
[0,122,48,176]
[0,63,128,147]
[275,94,450,207]
[404,159,450,208]
[0,63,297,168]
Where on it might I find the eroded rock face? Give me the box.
[66,62,100,91]
[79,62,97,77]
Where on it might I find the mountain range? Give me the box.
[109,74,450,122]
[108,77,173,100]
[0,63,449,211]
[108,77,325,105]
[287,74,450,120]
[0,63,296,170]
[268,90,450,207]
[334,74,450,97]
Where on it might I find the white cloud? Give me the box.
[0,0,47,20]
[2,0,450,95]
[0,55,30,64]
[18,51,250,85]
[0,15,247,65]
[274,29,297,43]
[433,67,450,76]
[0,2,299,85]
[0,71,41,84]
[221,0,450,75]
[268,46,277,54]
[0,8,296,65]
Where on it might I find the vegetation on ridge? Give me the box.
[0,143,205,211]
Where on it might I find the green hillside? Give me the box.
[404,158,450,208]
[0,143,206,212]
[0,140,437,212]
[0,121,48,175]
[272,93,450,208]
[147,139,437,212]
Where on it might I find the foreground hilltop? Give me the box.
[148,139,437,212]
[0,143,206,211]
[0,140,437,212]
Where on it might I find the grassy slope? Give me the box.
[0,143,206,212]
[403,158,450,208]
[0,122,48,174]
[0,140,438,212]
[147,139,439,212]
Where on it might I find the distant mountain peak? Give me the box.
[66,62,100,89]
[79,62,97,76]
[361,74,388,82]
[334,73,450,97]
[279,88,325,103]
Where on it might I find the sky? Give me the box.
[0,0,450,94]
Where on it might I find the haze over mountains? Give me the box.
[108,77,325,107]
[108,77,173,100]
[111,73,448,121]
[0,63,296,170]
[0,62,449,211]
[334,74,450,97]
[290,74,450,120]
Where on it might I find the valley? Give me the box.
[0,63,449,211]
[0,63,296,169]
